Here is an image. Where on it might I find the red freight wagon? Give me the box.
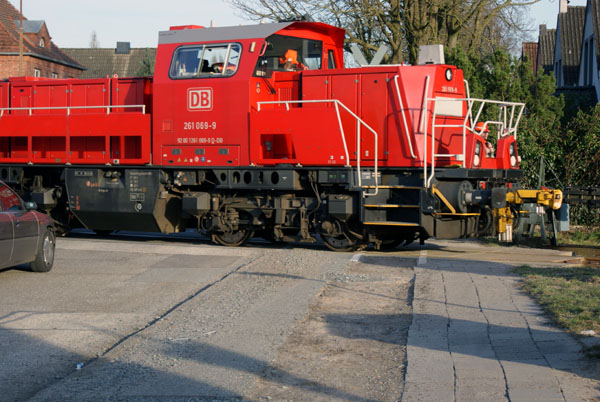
[0,21,561,249]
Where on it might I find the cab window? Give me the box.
[0,184,23,211]
[170,43,241,79]
[254,35,323,77]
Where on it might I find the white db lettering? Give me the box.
[188,88,213,111]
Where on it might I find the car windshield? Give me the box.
[254,34,323,77]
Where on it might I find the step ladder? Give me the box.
[361,185,424,227]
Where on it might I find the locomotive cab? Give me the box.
[152,22,344,167]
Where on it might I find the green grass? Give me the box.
[558,227,600,246]
[513,266,600,335]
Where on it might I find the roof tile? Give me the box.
[558,6,586,85]
[62,48,156,78]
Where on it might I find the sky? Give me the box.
[7,0,589,49]
[529,0,587,30]
[8,0,251,48]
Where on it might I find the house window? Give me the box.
[39,38,45,48]
[34,69,41,77]
[52,72,58,79]
[590,38,595,85]
[584,41,589,85]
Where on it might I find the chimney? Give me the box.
[115,42,131,55]
[539,24,547,37]
[559,0,568,13]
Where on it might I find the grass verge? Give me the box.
[558,227,600,246]
[513,265,600,336]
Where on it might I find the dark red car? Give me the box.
[0,181,55,272]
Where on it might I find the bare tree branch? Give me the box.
[227,0,540,64]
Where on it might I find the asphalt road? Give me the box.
[2,233,599,401]
[2,232,409,402]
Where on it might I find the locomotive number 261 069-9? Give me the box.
[183,121,217,130]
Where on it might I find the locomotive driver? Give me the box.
[475,122,495,157]
[279,49,307,71]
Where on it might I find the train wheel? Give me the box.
[211,229,253,247]
[319,219,364,252]
[477,206,494,236]
[321,234,356,252]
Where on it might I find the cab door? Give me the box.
[161,43,247,166]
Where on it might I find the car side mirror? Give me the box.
[25,201,37,211]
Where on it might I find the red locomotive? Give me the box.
[0,21,561,250]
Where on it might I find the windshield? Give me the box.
[254,35,323,77]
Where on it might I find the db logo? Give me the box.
[188,88,213,111]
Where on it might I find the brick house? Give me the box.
[521,42,538,74]
[0,0,83,79]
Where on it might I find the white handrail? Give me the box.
[0,104,146,117]
[464,79,474,128]
[392,75,417,159]
[422,76,430,186]
[422,91,525,187]
[256,99,379,196]
[420,76,430,133]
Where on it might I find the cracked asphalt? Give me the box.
[0,233,599,401]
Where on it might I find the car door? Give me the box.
[0,183,38,265]
[0,202,14,269]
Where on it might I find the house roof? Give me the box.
[558,6,586,85]
[13,19,43,34]
[62,47,156,78]
[538,27,556,74]
[522,42,538,73]
[0,0,83,70]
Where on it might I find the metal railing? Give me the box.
[392,75,417,159]
[0,104,146,117]
[422,77,525,187]
[256,99,379,196]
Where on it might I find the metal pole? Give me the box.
[538,154,545,188]
[538,154,547,241]
[18,0,23,76]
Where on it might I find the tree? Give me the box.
[89,31,100,48]
[228,0,539,64]
[136,50,155,77]
[446,48,564,188]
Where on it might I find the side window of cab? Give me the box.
[254,35,323,77]
[327,49,337,69]
[170,43,241,79]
